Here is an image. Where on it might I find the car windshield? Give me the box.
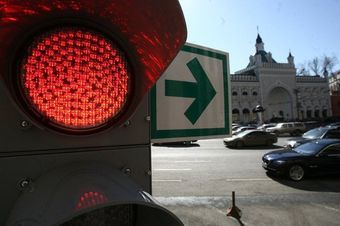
[236,130,252,137]
[293,142,325,155]
[302,127,328,139]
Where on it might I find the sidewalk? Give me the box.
[157,196,340,226]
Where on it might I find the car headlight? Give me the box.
[274,160,286,165]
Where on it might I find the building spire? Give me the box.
[287,50,294,66]
[255,32,264,52]
[256,34,263,44]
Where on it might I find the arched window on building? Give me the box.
[242,91,248,96]
[322,109,328,118]
[307,110,312,118]
[314,109,320,118]
[232,109,240,122]
[232,91,238,96]
[243,108,250,123]
[252,91,258,96]
[300,110,305,120]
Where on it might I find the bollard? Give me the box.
[226,191,242,219]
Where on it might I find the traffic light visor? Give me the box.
[0,0,187,133]
[6,164,184,226]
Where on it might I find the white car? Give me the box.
[266,122,306,136]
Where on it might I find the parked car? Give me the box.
[287,126,340,148]
[326,122,340,127]
[224,130,277,148]
[304,121,323,130]
[262,139,340,181]
[257,123,276,131]
[232,125,242,132]
[266,122,306,136]
[232,126,257,135]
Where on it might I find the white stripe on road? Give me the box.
[310,203,340,212]
[154,178,270,183]
[175,160,211,163]
[153,179,182,182]
[226,178,271,182]
[154,168,192,171]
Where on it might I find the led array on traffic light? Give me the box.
[19,26,131,132]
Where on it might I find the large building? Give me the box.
[231,34,331,124]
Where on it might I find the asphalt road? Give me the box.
[151,137,340,226]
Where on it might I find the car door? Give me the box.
[286,123,293,134]
[315,144,340,174]
[281,123,289,134]
[255,131,270,145]
[243,131,259,146]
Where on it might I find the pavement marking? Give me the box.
[175,160,211,163]
[310,203,340,212]
[153,179,182,182]
[208,205,227,216]
[154,168,192,171]
[226,178,271,182]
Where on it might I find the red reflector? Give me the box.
[76,191,109,210]
[20,27,131,131]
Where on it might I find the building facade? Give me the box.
[329,71,340,117]
[231,34,331,124]
[329,71,340,92]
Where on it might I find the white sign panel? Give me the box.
[151,43,230,142]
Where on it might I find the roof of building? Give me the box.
[255,50,277,63]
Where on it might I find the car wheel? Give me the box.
[235,141,244,148]
[288,165,305,181]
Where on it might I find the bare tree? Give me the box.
[322,55,337,76]
[308,57,320,76]
[297,63,309,76]
[305,55,338,77]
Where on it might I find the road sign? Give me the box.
[151,43,230,142]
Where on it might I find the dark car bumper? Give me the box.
[262,160,285,175]
[223,140,235,147]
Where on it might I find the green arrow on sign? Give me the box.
[165,57,216,124]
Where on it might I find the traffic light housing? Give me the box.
[0,0,186,225]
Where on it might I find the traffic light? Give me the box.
[0,1,186,225]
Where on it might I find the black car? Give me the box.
[286,126,340,148]
[262,139,340,181]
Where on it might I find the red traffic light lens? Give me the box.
[76,191,109,210]
[20,27,131,131]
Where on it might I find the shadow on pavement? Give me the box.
[266,172,340,193]
[152,142,200,148]
[227,144,283,150]
[236,218,245,226]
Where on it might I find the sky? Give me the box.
[178,0,340,74]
